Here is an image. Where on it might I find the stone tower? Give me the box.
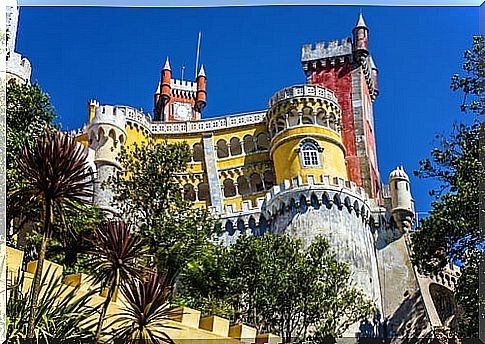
[86,100,127,213]
[301,13,380,200]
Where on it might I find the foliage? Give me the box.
[110,273,176,343]
[6,79,57,243]
[411,35,484,337]
[86,220,148,342]
[108,140,219,285]
[24,205,105,275]
[179,234,375,342]
[7,266,99,343]
[9,130,94,338]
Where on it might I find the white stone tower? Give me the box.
[389,166,414,232]
[86,101,127,214]
[6,0,31,84]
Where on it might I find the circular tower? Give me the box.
[389,166,414,232]
[267,84,348,185]
[87,101,127,214]
[265,85,383,335]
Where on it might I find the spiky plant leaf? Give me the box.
[110,273,177,343]
[6,266,99,343]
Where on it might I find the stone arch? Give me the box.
[315,109,327,126]
[429,283,456,325]
[217,139,229,159]
[288,109,299,127]
[328,113,337,131]
[322,192,332,209]
[109,129,117,145]
[263,170,275,190]
[225,220,235,236]
[275,117,286,132]
[192,143,204,162]
[301,106,314,125]
[197,182,210,202]
[259,216,269,235]
[183,184,196,202]
[311,193,320,209]
[230,137,242,156]
[344,196,352,213]
[237,176,250,195]
[223,178,237,198]
[354,200,360,217]
[98,127,106,145]
[243,135,256,154]
[299,194,308,214]
[118,134,125,145]
[250,173,264,193]
[256,132,270,151]
[248,216,257,235]
[237,218,246,234]
[333,194,342,209]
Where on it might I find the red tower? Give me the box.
[301,14,381,200]
[153,58,207,122]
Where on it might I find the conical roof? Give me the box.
[197,64,206,78]
[354,13,368,29]
[163,56,171,71]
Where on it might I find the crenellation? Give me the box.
[301,37,353,62]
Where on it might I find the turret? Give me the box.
[368,56,379,95]
[267,84,348,185]
[154,57,172,121]
[195,64,207,115]
[389,166,414,232]
[352,13,369,56]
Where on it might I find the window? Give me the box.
[299,140,322,168]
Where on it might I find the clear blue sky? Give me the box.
[16,5,480,214]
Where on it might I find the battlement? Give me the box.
[6,51,32,83]
[171,78,197,92]
[268,84,339,108]
[301,38,353,62]
[91,105,127,132]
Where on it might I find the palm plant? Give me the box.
[9,131,94,339]
[110,273,176,343]
[87,221,147,342]
[7,266,99,343]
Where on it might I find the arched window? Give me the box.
[250,173,264,192]
[237,176,250,195]
[243,135,255,154]
[229,137,242,156]
[192,143,204,162]
[197,182,210,202]
[256,132,270,151]
[184,184,196,201]
[223,179,237,198]
[216,139,229,159]
[299,139,322,168]
[263,170,275,190]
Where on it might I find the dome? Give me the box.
[389,166,410,181]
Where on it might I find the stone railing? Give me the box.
[268,84,339,108]
[151,111,266,134]
[122,106,152,133]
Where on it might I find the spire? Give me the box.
[355,13,368,29]
[197,64,206,78]
[163,56,171,71]
[155,81,161,94]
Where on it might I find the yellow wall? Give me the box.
[271,126,347,184]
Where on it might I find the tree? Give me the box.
[110,273,176,343]
[108,140,219,285]
[179,234,376,342]
[411,35,484,337]
[86,221,148,343]
[6,79,57,243]
[9,131,94,339]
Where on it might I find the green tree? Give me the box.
[6,79,56,243]
[179,234,375,342]
[108,140,219,285]
[8,131,94,339]
[411,35,483,337]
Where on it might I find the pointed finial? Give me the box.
[198,64,206,78]
[163,56,171,71]
[355,13,368,29]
